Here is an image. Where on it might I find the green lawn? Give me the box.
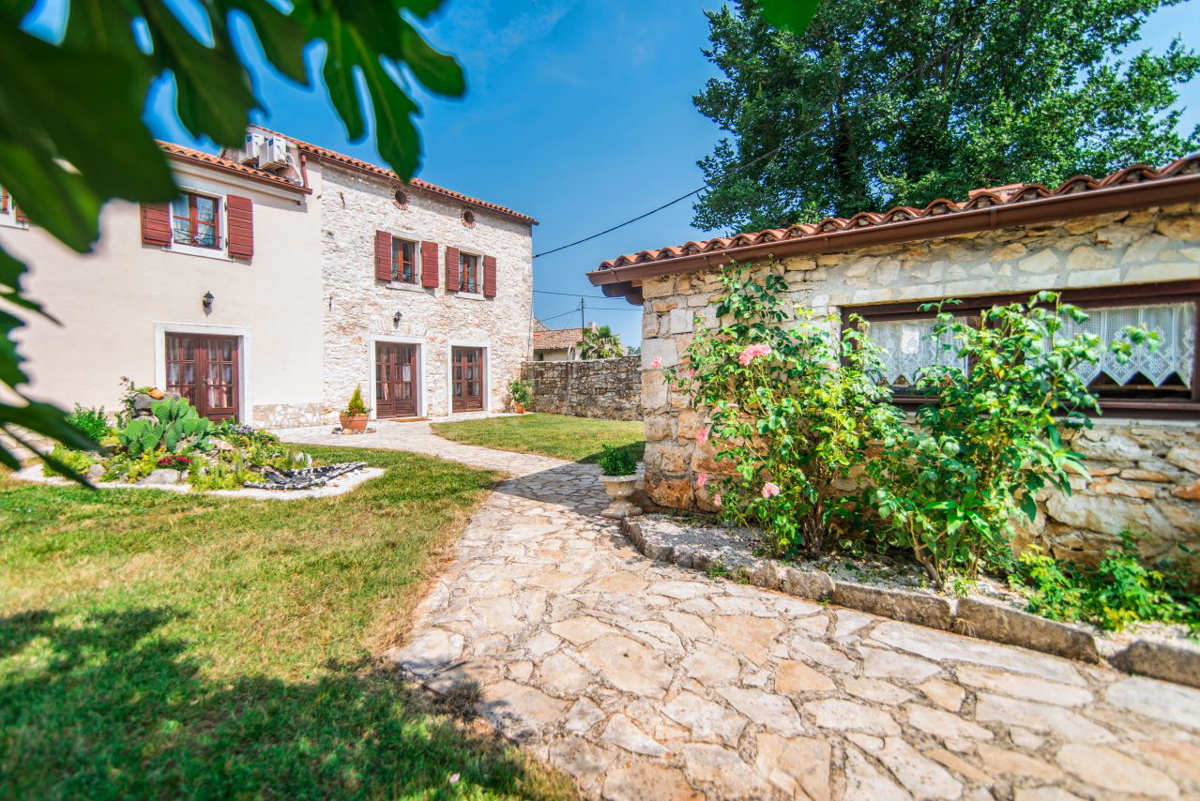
[0,445,573,799]
[431,413,645,464]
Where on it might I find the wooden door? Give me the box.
[165,333,240,421]
[451,347,485,412]
[376,342,419,418]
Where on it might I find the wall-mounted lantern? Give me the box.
[393,310,403,327]
[202,291,215,314]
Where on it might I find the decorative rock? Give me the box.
[832,581,955,630]
[1110,640,1200,689]
[136,468,181,486]
[953,598,1099,663]
[86,463,105,480]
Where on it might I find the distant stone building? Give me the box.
[589,156,1200,577]
[532,321,583,361]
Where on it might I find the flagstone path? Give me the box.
[281,422,1200,800]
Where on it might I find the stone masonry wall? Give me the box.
[521,355,643,421]
[319,164,534,419]
[639,202,1200,576]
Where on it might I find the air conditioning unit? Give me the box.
[240,132,264,166]
[259,135,289,170]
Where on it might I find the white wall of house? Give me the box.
[318,163,534,419]
[0,158,324,428]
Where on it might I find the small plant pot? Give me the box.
[339,412,369,433]
[513,403,527,414]
[600,474,641,519]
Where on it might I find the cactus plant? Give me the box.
[116,398,213,455]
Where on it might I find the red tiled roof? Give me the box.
[156,140,310,194]
[252,127,538,225]
[533,327,584,350]
[592,155,1200,277]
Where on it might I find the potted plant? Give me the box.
[509,378,532,414]
[339,385,370,433]
[597,444,641,519]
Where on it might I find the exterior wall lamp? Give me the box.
[202,291,214,313]
[393,310,403,326]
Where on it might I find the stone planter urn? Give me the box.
[339,412,369,433]
[599,474,641,519]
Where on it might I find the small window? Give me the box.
[0,185,20,227]
[393,189,408,209]
[848,284,1200,416]
[459,252,480,293]
[393,238,418,283]
[461,209,476,228]
[171,192,221,249]
[0,187,9,214]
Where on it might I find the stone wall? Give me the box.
[521,355,643,421]
[318,163,534,419]
[639,202,1200,577]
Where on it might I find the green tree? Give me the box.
[578,325,625,359]
[0,1,464,475]
[694,0,1200,233]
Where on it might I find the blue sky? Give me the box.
[26,0,1200,347]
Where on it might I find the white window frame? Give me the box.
[164,178,232,261]
[456,251,484,299]
[384,231,426,292]
[368,335,426,419]
[0,185,25,230]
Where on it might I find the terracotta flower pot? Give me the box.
[513,402,527,414]
[599,474,641,519]
[339,412,369,433]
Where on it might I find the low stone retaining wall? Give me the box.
[623,516,1200,689]
[521,355,642,421]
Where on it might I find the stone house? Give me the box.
[589,156,1200,575]
[3,126,536,427]
[532,320,584,361]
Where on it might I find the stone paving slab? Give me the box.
[279,422,1200,800]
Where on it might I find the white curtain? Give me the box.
[870,318,967,386]
[1060,302,1195,389]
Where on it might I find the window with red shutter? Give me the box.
[141,203,172,246]
[445,246,460,290]
[483,255,497,297]
[459,253,481,293]
[420,241,439,288]
[171,192,221,249]
[375,230,393,281]
[226,195,253,260]
[396,239,418,283]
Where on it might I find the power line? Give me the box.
[532,7,1023,261]
[534,289,615,299]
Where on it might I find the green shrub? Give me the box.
[668,263,899,557]
[188,455,256,491]
[509,379,532,407]
[67,405,110,442]
[597,443,638,476]
[343,385,368,415]
[41,444,95,479]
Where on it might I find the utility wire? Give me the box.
[532,7,1021,261]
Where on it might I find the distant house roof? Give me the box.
[589,154,1200,304]
[253,127,539,225]
[533,327,584,351]
[157,140,311,194]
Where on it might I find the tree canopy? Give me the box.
[693,0,1200,234]
[579,325,625,360]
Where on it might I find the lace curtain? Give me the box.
[870,318,967,386]
[868,302,1196,390]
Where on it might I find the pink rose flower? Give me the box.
[738,343,772,366]
[696,427,710,446]
[761,482,781,499]
[713,494,721,508]
[650,356,662,369]
[686,368,697,379]
[696,472,708,489]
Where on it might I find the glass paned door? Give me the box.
[451,347,485,412]
[165,333,240,421]
[376,342,419,418]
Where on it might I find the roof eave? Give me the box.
[160,147,312,195]
[588,171,1200,303]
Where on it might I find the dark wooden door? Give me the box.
[376,342,419,418]
[165,333,240,421]
[451,346,485,412]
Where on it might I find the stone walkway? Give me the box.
[280,422,1200,800]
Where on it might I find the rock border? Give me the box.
[12,464,386,501]
[622,517,1199,689]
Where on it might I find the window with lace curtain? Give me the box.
[844,283,1200,417]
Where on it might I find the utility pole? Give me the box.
[580,298,585,330]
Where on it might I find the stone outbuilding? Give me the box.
[589,156,1200,576]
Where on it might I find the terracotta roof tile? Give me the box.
[251,127,538,225]
[156,140,310,193]
[533,327,584,350]
[595,155,1200,272]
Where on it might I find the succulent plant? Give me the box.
[117,398,213,456]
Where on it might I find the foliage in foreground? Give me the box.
[1017,534,1199,633]
[0,445,572,799]
[432,413,644,465]
[670,264,1154,588]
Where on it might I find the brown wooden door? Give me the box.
[165,333,240,421]
[451,347,485,412]
[376,342,419,418]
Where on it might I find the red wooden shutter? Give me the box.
[141,203,171,246]
[14,206,28,224]
[374,230,393,281]
[227,195,253,260]
[483,255,497,297]
[421,241,439,288]
[445,246,460,291]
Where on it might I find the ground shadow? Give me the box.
[0,607,562,799]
